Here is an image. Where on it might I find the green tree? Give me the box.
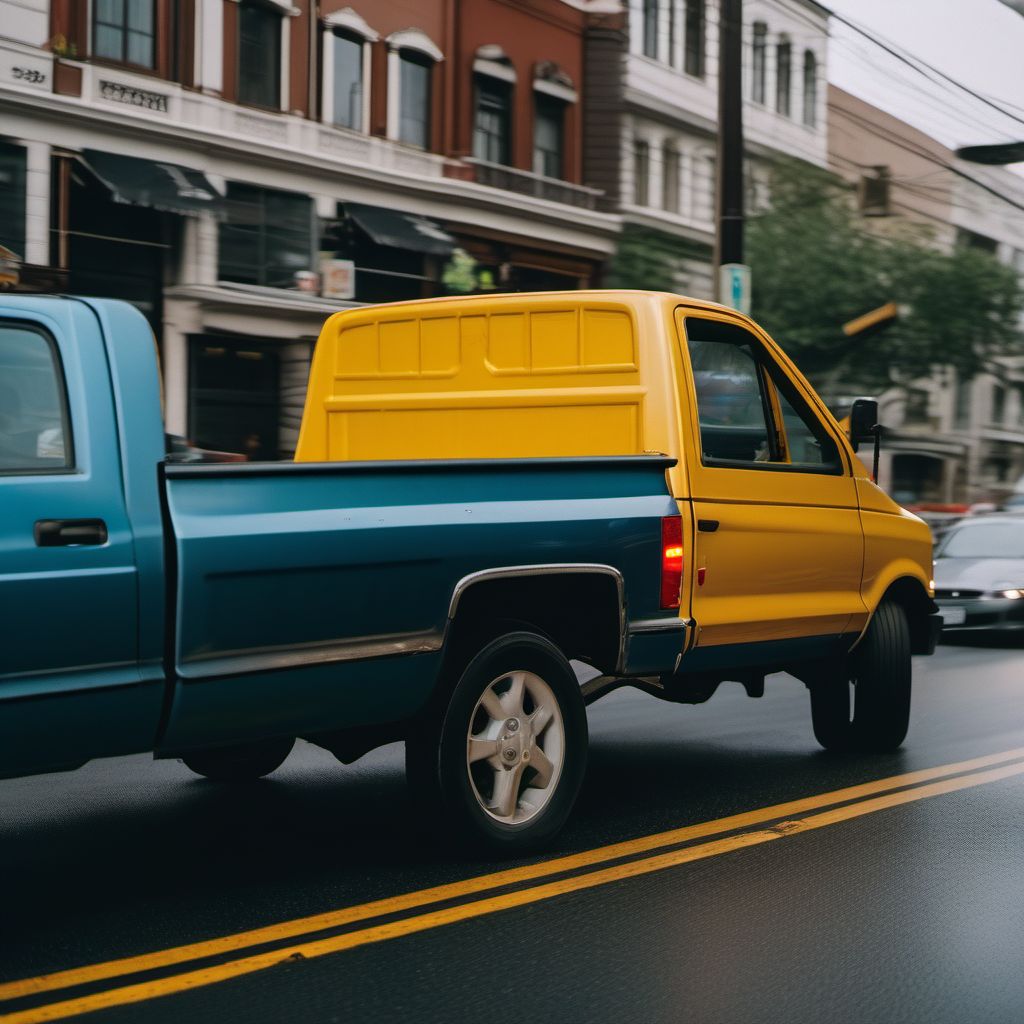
[747,159,1024,391]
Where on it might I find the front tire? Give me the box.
[407,632,588,853]
[182,737,294,782]
[810,600,912,753]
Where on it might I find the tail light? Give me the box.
[660,515,683,609]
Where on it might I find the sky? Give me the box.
[825,0,1024,169]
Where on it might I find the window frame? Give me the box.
[682,316,845,477]
[751,22,767,105]
[397,49,434,149]
[473,72,514,165]
[684,0,705,78]
[217,182,315,290]
[532,91,565,179]
[802,49,817,127]
[91,0,157,70]
[0,320,76,477]
[776,36,792,117]
[237,0,284,111]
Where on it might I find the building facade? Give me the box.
[585,0,829,297]
[0,0,618,456]
[829,84,1024,508]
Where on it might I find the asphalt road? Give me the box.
[2,637,1023,1024]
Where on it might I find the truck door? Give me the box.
[675,311,868,653]
[0,306,154,777]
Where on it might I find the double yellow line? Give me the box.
[4,746,1024,1023]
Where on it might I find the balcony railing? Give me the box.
[465,158,602,210]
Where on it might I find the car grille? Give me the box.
[934,589,983,599]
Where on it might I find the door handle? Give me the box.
[697,519,720,533]
[34,518,108,547]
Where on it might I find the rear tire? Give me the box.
[810,600,912,753]
[182,737,294,782]
[407,632,587,853]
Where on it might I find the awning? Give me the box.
[344,202,455,256]
[82,149,224,218]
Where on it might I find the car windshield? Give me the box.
[938,521,1024,558]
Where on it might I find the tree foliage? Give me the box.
[747,159,1024,391]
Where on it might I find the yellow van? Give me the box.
[298,290,938,754]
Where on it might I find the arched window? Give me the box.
[751,22,767,105]
[473,46,516,166]
[321,8,377,131]
[776,36,791,117]
[385,29,444,150]
[802,50,817,127]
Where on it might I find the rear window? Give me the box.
[0,323,73,474]
[938,521,1024,559]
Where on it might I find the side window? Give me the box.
[0,324,73,474]
[685,318,840,473]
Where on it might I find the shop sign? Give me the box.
[320,258,356,300]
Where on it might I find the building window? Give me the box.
[474,75,513,165]
[238,1,282,109]
[0,142,27,260]
[993,382,1007,426]
[703,153,716,222]
[776,37,791,116]
[663,145,680,214]
[399,51,432,148]
[860,166,890,216]
[331,31,364,130]
[802,50,817,127]
[93,0,155,68]
[684,0,705,78]
[751,22,767,104]
[634,140,650,206]
[533,94,565,179]
[643,0,659,59]
[218,184,313,289]
[957,227,999,254]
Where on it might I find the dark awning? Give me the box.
[82,149,224,218]
[344,202,455,256]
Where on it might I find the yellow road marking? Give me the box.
[5,757,1024,1024]
[3,745,1024,1008]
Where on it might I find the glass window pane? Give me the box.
[474,76,511,164]
[0,142,27,259]
[95,0,123,27]
[127,30,153,67]
[332,33,363,129]
[399,55,431,149]
[634,140,649,206]
[533,95,564,178]
[239,3,281,108]
[0,326,72,473]
[94,24,124,60]
[686,318,840,470]
[685,0,705,77]
[127,0,153,34]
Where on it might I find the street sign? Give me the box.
[719,263,751,316]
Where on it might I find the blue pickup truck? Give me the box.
[0,296,684,850]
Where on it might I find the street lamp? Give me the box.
[955,142,1024,165]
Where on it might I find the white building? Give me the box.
[585,0,829,296]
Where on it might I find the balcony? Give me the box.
[463,159,602,211]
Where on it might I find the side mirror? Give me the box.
[848,397,879,453]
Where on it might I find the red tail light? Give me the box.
[660,515,683,609]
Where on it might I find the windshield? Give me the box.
[938,521,1024,559]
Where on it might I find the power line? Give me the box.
[828,9,1024,136]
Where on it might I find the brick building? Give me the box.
[0,0,617,456]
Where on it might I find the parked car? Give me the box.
[933,513,1024,634]
[0,291,938,850]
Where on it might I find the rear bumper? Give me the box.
[623,617,690,675]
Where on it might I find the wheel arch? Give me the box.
[443,565,625,682]
[865,571,936,655]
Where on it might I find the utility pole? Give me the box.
[714,0,747,309]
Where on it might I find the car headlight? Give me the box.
[998,589,1024,599]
